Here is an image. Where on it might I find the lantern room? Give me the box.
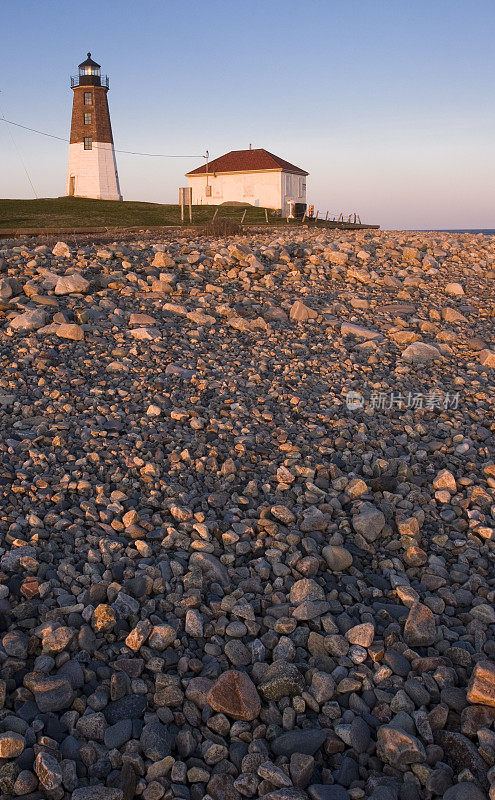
[71,53,109,87]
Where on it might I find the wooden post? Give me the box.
[205,150,209,199]
[241,209,247,224]
[189,193,192,223]
[212,207,219,221]
[325,211,328,221]
[315,211,319,222]
[265,208,268,223]
[302,211,306,223]
[180,200,184,223]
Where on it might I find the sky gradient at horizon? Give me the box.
[1,0,494,229]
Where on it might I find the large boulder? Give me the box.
[54,273,90,294]
[8,309,46,332]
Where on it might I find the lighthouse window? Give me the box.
[84,113,92,125]
[84,137,92,150]
[84,92,92,105]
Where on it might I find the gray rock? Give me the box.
[404,603,437,646]
[442,786,488,800]
[104,719,132,749]
[352,503,386,541]
[34,751,63,790]
[376,726,426,769]
[259,661,305,700]
[188,552,230,588]
[33,676,74,712]
[8,308,46,331]
[401,342,442,362]
[75,712,106,742]
[271,729,327,757]
[140,720,175,760]
[104,694,147,725]
[71,789,124,800]
[436,731,489,792]
[54,273,90,294]
[308,787,350,800]
[322,545,353,571]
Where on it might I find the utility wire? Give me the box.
[0,118,206,158]
[0,105,38,198]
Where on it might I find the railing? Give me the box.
[70,75,109,88]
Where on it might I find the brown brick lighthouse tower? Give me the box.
[66,53,122,200]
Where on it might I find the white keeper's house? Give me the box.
[186,148,308,215]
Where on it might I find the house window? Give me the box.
[84,137,92,150]
[205,184,212,197]
[84,113,92,125]
[84,92,92,105]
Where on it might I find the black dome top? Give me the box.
[78,52,101,69]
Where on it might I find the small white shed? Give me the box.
[186,148,308,215]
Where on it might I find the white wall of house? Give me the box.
[187,170,282,209]
[66,142,122,201]
[187,169,307,214]
[187,170,307,214]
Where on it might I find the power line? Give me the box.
[1,119,68,143]
[0,105,38,198]
[0,118,207,158]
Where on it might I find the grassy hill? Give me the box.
[0,197,378,233]
[0,197,280,230]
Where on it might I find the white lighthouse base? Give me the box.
[66,142,122,201]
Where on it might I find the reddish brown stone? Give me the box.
[92,604,116,634]
[346,623,375,648]
[368,642,385,662]
[404,602,436,646]
[467,661,495,707]
[21,576,40,599]
[207,670,261,721]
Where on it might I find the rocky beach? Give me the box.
[0,228,494,800]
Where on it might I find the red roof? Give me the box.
[186,148,308,176]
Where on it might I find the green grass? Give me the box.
[0,197,378,232]
[0,197,277,230]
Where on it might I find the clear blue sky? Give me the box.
[1,0,494,228]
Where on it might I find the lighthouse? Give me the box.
[66,53,122,201]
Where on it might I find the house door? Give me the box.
[68,176,75,196]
